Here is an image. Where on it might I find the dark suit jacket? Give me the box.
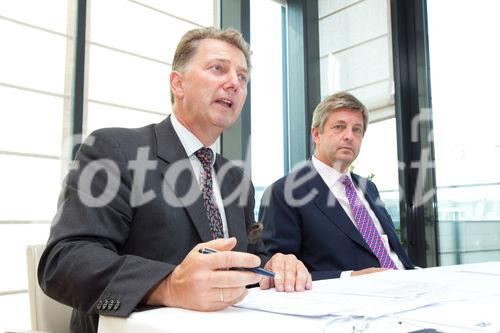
[260,162,413,280]
[38,116,266,333]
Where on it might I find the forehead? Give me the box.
[190,38,248,70]
[326,108,364,124]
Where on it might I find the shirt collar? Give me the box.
[311,155,352,187]
[170,113,217,166]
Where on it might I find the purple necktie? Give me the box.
[194,147,224,239]
[342,176,397,269]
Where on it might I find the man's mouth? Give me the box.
[215,98,233,109]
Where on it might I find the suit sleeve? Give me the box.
[260,180,344,280]
[260,182,303,262]
[238,172,269,266]
[38,129,173,318]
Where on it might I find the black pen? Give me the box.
[198,247,277,278]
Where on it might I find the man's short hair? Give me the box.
[170,27,251,104]
[311,91,369,135]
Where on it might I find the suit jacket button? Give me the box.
[102,299,109,309]
[113,300,121,310]
[96,300,103,310]
[107,299,115,310]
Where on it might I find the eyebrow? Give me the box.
[211,58,248,73]
[332,120,363,128]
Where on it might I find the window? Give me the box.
[0,0,70,330]
[427,0,500,265]
[317,0,400,229]
[85,0,214,134]
[250,0,287,217]
[355,118,401,229]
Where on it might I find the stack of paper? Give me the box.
[234,262,500,332]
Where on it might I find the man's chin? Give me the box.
[210,113,239,129]
[336,151,355,160]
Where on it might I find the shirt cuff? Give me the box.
[340,270,353,278]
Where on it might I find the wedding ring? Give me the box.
[219,288,224,302]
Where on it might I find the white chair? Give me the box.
[25,244,73,333]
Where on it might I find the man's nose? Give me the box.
[342,128,355,140]
[223,71,240,93]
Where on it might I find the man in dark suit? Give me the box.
[38,27,311,333]
[261,92,414,281]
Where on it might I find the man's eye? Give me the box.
[353,127,363,135]
[238,74,248,83]
[211,64,222,71]
[333,124,344,130]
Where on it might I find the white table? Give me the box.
[98,262,500,333]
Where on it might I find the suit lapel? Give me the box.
[154,116,213,242]
[352,174,402,256]
[306,166,371,252]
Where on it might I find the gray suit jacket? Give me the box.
[38,116,265,333]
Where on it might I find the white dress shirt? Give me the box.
[170,114,229,238]
[311,156,404,277]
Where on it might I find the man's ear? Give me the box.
[311,127,320,145]
[170,71,184,100]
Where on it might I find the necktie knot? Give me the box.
[194,147,214,168]
[341,175,353,188]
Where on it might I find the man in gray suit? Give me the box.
[38,27,311,333]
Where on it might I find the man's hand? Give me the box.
[145,237,261,311]
[351,267,388,276]
[259,253,312,292]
